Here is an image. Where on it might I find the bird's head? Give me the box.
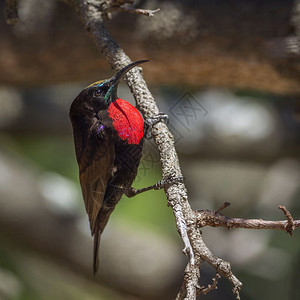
[75,60,149,112]
[70,60,148,145]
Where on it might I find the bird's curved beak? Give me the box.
[110,60,149,86]
[108,60,149,99]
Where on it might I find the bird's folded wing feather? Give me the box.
[78,138,115,234]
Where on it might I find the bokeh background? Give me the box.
[0,0,300,299]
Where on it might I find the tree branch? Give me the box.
[59,0,243,298]
[196,204,300,235]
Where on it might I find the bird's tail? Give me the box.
[93,225,101,275]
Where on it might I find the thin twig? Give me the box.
[110,6,160,17]
[196,205,300,234]
[279,205,295,236]
[215,201,231,213]
[198,273,221,295]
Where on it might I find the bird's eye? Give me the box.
[93,89,102,98]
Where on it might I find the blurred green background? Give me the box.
[0,0,300,299]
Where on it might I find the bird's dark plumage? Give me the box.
[69,61,147,274]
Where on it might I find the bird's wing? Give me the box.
[77,133,115,234]
[77,136,115,275]
[96,142,143,234]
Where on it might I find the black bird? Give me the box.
[70,60,180,274]
[69,61,149,274]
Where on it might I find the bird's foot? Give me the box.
[125,176,184,198]
[144,112,169,139]
[145,112,169,126]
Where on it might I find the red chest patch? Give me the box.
[108,99,144,145]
